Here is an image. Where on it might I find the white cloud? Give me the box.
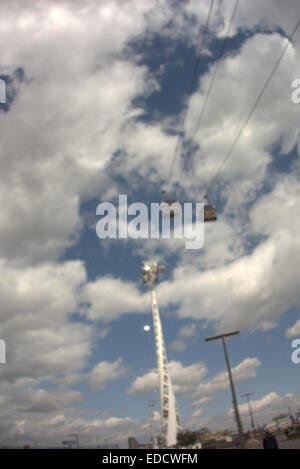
[236,391,281,417]
[0,259,95,384]
[186,391,300,434]
[151,172,300,333]
[227,391,300,430]
[88,358,127,391]
[191,408,204,418]
[127,369,158,396]
[14,389,82,413]
[176,31,300,203]
[127,360,207,396]
[48,415,66,428]
[191,396,214,408]
[285,320,300,338]
[0,0,180,267]
[169,323,197,352]
[129,355,260,406]
[80,276,149,322]
[178,323,197,339]
[228,0,300,39]
[0,0,299,448]
[0,2,298,269]
[191,358,261,400]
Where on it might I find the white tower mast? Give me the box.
[142,261,182,447]
[148,400,157,449]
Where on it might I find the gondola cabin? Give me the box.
[204,201,217,222]
[161,200,180,218]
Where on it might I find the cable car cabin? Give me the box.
[204,202,217,222]
[161,200,180,218]
[160,194,217,221]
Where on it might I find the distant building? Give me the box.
[137,442,152,449]
[128,437,138,449]
[97,444,119,449]
[200,431,233,443]
[198,427,210,435]
[128,437,153,449]
[265,421,289,433]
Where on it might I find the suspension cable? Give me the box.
[163,0,215,196]
[191,0,240,144]
[204,15,300,198]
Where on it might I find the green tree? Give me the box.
[177,431,197,447]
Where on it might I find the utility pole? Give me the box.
[205,331,244,448]
[288,406,296,426]
[142,261,182,447]
[241,392,256,435]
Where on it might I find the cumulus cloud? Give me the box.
[285,320,300,338]
[191,396,214,408]
[151,172,300,334]
[0,0,181,267]
[80,276,149,322]
[228,391,300,430]
[191,408,204,418]
[127,360,207,396]
[186,391,300,433]
[0,259,95,384]
[0,0,299,447]
[168,31,299,201]
[127,357,260,401]
[191,358,261,400]
[88,358,127,391]
[48,415,66,428]
[14,389,82,413]
[169,323,197,352]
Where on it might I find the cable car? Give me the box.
[161,200,180,218]
[161,190,180,218]
[160,191,217,221]
[203,195,217,222]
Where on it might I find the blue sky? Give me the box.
[0,0,300,448]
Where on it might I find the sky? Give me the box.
[0,0,300,449]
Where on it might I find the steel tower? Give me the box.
[142,261,182,447]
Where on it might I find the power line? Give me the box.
[191,0,240,143]
[205,15,300,197]
[178,0,239,201]
[163,0,215,195]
